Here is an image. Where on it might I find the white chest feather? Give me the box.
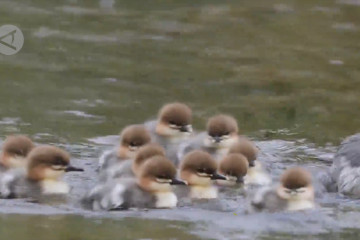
[190,186,218,199]
[245,167,271,186]
[155,192,177,208]
[287,199,315,211]
[41,180,70,195]
[214,148,229,162]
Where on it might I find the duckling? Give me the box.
[0,146,83,200]
[229,139,271,186]
[98,125,151,171]
[216,153,248,187]
[82,155,186,211]
[144,102,193,165]
[178,114,239,162]
[251,167,315,212]
[178,150,226,199]
[321,133,360,196]
[99,143,165,182]
[0,135,34,172]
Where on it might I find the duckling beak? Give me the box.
[249,161,255,167]
[170,178,187,185]
[213,136,222,143]
[65,165,84,172]
[210,173,227,180]
[236,176,244,183]
[179,125,192,133]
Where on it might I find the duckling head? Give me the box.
[137,155,186,193]
[132,143,165,176]
[180,150,226,187]
[0,135,35,169]
[277,167,314,202]
[27,146,83,182]
[229,139,258,167]
[204,115,239,149]
[218,153,248,186]
[117,125,151,159]
[155,102,193,139]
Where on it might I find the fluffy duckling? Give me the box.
[83,155,186,210]
[178,114,239,162]
[204,114,239,149]
[99,143,165,182]
[0,135,34,172]
[0,146,83,200]
[319,133,360,196]
[229,139,271,186]
[145,102,193,165]
[216,153,248,187]
[251,167,315,212]
[178,150,226,199]
[98,125,151,171]
[145,102,193,144]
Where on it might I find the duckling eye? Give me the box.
[11,149,23,156]
[197,168,206,173]
[169,121,180,128]
[156,175,168,179]
[224,132,230,135]
[284,189,292,194]
[54,157,64,166]
[129,142,137,147]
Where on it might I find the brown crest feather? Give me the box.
[281,167,312,189]
[2,135,34,157]
[219,153,248,177]
[206,115,238,137]
[158,102,192,126]
[120,125,151,147]
[181,150,217,175]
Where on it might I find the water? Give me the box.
[0,0,360,239]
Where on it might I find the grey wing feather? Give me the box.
[335,134,360,167]
[177,132,206,163]
[0,168,26,198]
[124,184,156,209]
[98,149,119,172]
[173,185,190,200]
[165,144,181,166]
[82,178,155,210]
[98,160,134,183]
[331,133,360,185]
[324,133,360,196]
[250,186,286,212]
[82,179,130,210]
[337,166,360,196]
[315,169,337,193]
[144,120,157,134]
[144,120,166,147]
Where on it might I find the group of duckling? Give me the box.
[0,102,359,213]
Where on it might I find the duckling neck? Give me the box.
[40,179,70,195]
[190,185,218,199]
[287,199,315,211]
[0,162,8,170]
[166,135,187,144]
[154,191,177,208]
[214,148,229,161]
[245,164,271,185]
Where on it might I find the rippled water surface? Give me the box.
[1,0,360,239]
